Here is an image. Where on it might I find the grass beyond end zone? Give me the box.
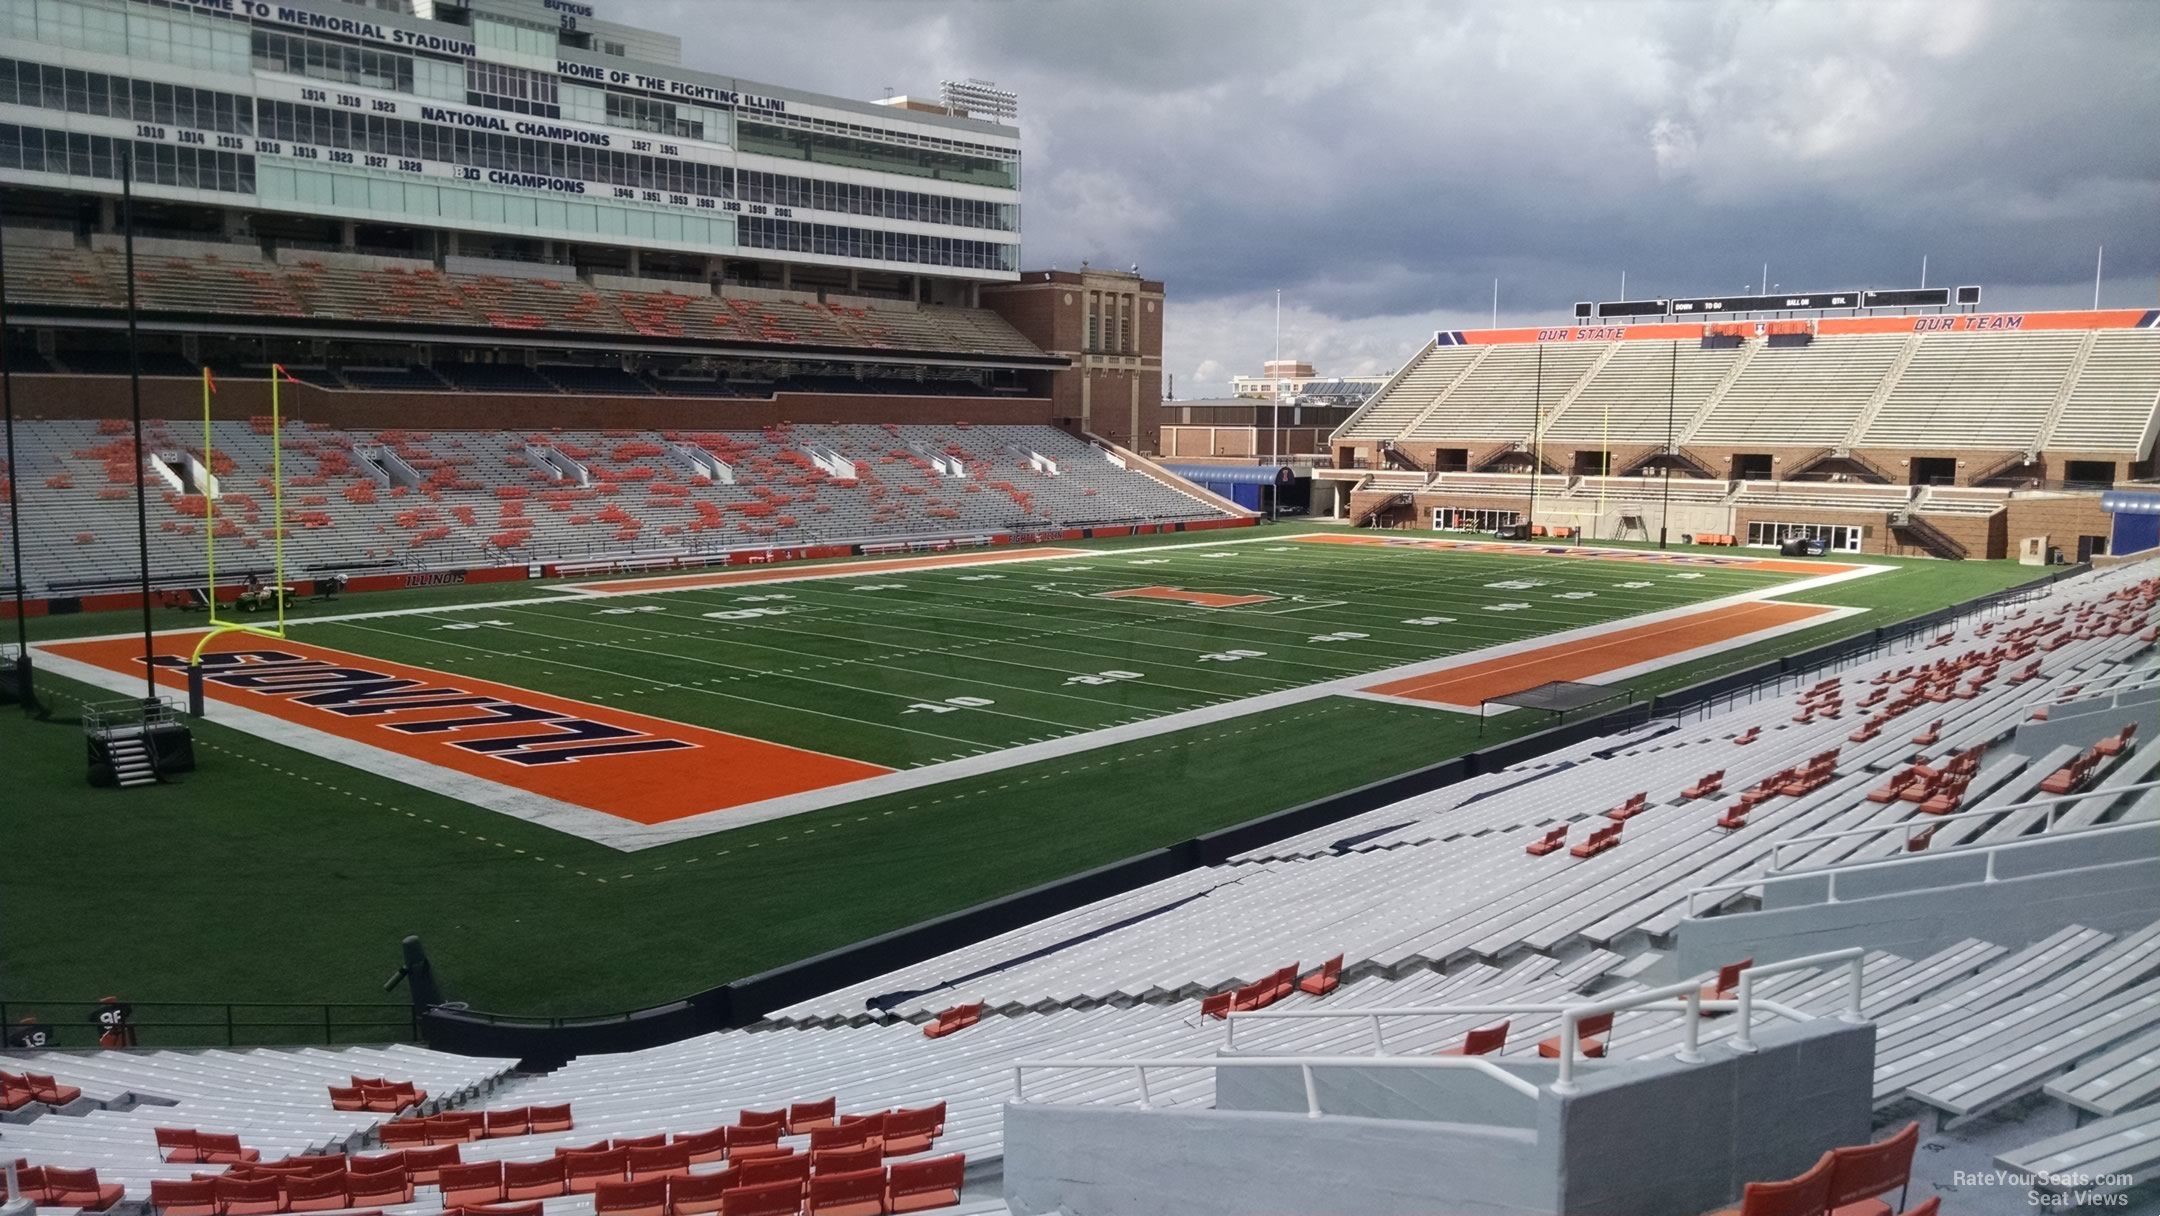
[0,527,2057,1028]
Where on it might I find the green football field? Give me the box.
[0,526,2056,1032]
[287,534,1811,769]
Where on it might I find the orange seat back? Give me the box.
[666,1172,730,1215]
[592,1178,668,1216]
[1827,1123,1918,1209]
[1459,1021,1510,1056]
[887,1154,965,1213]
[737,1153,808,1190]
[1737,1151,1835,1216]
[788,1096,837,1132]
[724,1179,806,1216]
[812,1146,882,1176]
[808,1167,885,1216]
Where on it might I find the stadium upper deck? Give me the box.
[0,0,1021,302]
[1329,308,2160,561]
[1336,309,2160,474]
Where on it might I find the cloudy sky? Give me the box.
[615,0,2160,396]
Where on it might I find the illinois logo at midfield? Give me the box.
[1096,585,1282,609]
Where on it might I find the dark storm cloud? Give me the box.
[609,0,2160,390]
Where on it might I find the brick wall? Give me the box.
[2006,495,2116,560]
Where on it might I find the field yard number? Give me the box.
[957,573,1005,582]
[1554,591,1597,600]
[1486,579,1548,590]
[734,593,794,603]
[596,605,668,615]
[1129,559,1168,566]
[1066,669,1144,685]
[1402,616,1456,626]
[1669,572,1705,580]
[904,695,995,714]
[1616,580,1655,589]
[437,619,514,630]
[1049,566,1094,572]
[703,606,797,621]
[854,583,908,592]
[1198,649,1267,662]
[1198,551,1235,559]
[1484,602,1532,612]
[1309,631,1369,643]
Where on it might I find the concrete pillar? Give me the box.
[779,262,792,290]
[444,231,460,258]
[338,220,357,250]
[98,198,116,232]
[1079,367,1092,434]
[1130,373,1140,452]
[221,210,247,240]
[626,249,642,278]
[846,268,859,293]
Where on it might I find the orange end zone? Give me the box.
[1366,600,1835,707]
[1098,586,1279,609]
[574,547,1094,595]
[1295,532,1862,578]
[43,632,890,825]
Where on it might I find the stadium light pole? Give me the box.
[1271,288,1281,465]
[1660,339,1676,550]
[1527,343,1542,533]
[0,215,39,715]
[121,150,155,703]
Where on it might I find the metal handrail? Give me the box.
[1224,949,1866,1089]
[1729,948,1869,1051]
[1765,777,2160,871]
[1010,1053,1541,1117]
[0,998,418,1048]
[1687,819,2160,916]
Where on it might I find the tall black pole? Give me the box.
[121,151,155,702]
[1660,339,1676,549]
[1527,343,1542,532]
[1,211,38,714]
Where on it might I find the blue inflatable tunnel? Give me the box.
[1160,463,1295,511]
[2102,490,2160,556]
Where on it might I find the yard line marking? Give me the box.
[319,618,998,748]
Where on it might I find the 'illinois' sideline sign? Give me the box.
[1096,586,1281,609]
[41,632,889,826]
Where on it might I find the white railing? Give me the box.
[1727,948,1868,1052]
[1220,950,1864,1095]
[1010,1053,1540,1118]
[1765,777,2160,871]
[1687,819,2160,916]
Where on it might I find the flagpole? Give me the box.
[271,364,286,636]
[1,211,39,715]
[201,367,215,611]
[122,149,155,702]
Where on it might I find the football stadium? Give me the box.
[3,0,2160,1213]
